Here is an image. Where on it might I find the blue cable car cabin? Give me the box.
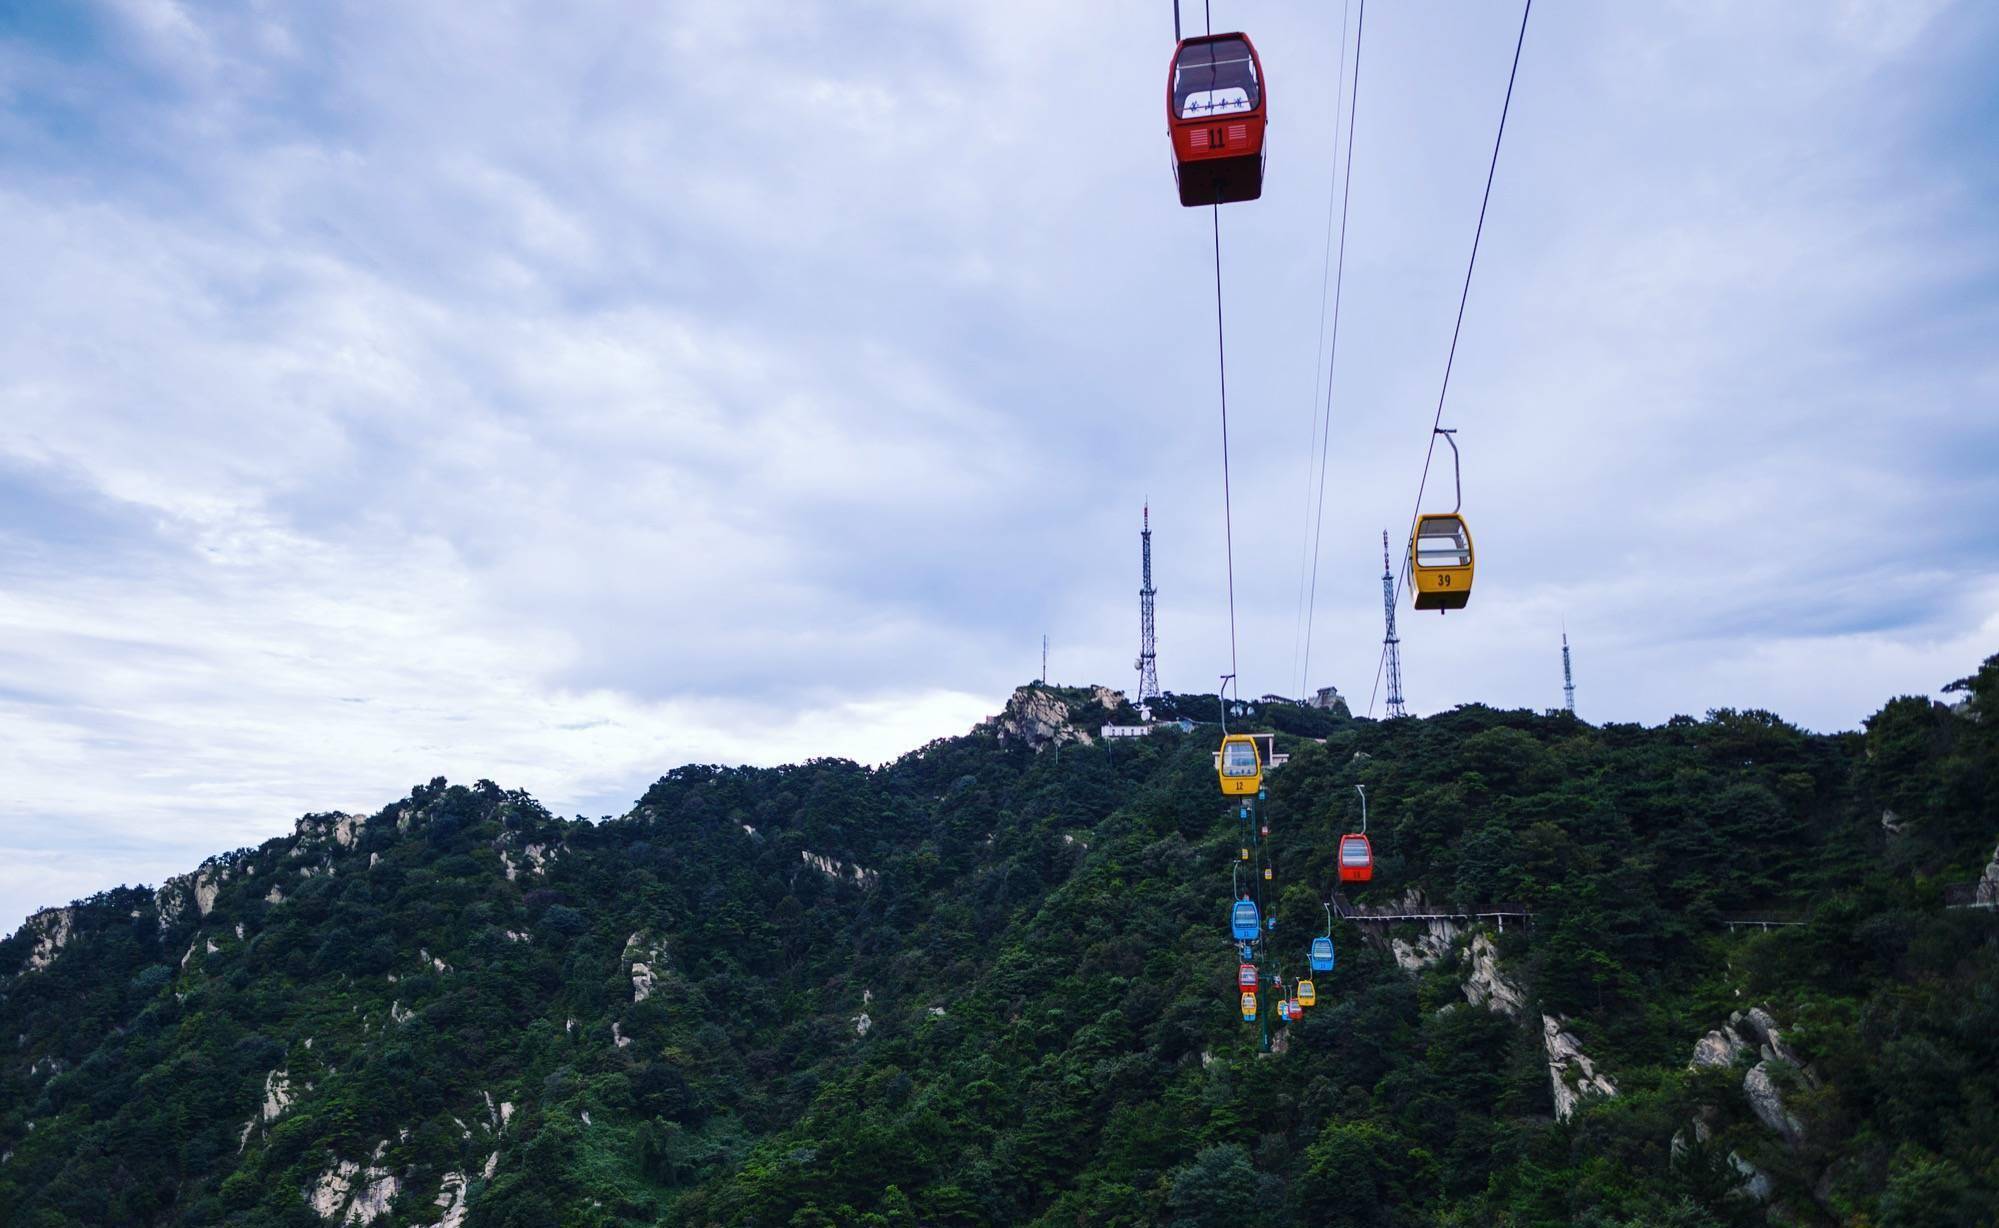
[1310,936,1335,972]
[1231,898,1260,941]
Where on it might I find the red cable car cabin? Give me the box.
[1338,833,1374,883]
[1238,962,1258,990]
[1167,33,1266,207]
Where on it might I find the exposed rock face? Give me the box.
[186,864,227,917]
[1688,1006,1817,1167]
[297,813,367,849]
[1736,1007,1803,1067]
[501,840,556,882]
[479,1094,513,1131]
[429,1172,469,1228]
[1543,1014,1617,1121]
[1692,1008,1808,1075]
[1690,1027,1750,1070]
[264,1069,294,1122]
[309,1159,361,1220]
[1744,1061,1807,1147]
[19,907,75,973]
[1389,918,1464,971]
[623,931,668,1002]
[1977,839,1999,907]
[991,687,1091,751]
[345,1168,399,1224]
[801,850,878,889]
[153,863,231,926]
[307,1152,397,1223]
[155,882,188,931]
[1461,934,1525,1016]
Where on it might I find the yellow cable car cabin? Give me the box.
[1297,979,1316,1007]
[1218,733,1263,795]
[1410,514,1474,611]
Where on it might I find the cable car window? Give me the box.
[1341,838,1370,866]
[1415,519,1470,567]
[1222,741,1259,776]
[1174,38,1259,120]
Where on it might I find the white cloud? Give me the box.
[1,1,1995,935]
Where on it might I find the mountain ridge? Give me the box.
[4,666,1997,1226]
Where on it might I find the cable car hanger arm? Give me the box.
[1435,428,1461,516]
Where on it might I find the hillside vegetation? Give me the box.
[3,662,1997,1227]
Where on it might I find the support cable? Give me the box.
[1368,0,1534,716]
[1212,200,1240,694]
[1299,0,1367,701]
[1290,0,1357,691]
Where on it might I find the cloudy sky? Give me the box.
[2,0,1995,935]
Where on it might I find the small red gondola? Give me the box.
[1338,833,1373,883]
[1167,33,1267,207]
[1238,962,1258,990]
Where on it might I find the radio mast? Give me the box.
[1136,505,1161,703]
[1562,631,1576,715]
[1381,531,1406,718]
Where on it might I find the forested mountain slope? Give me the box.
[4,661,1997,1227]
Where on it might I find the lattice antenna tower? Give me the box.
[1381,531,1407,718]
[1561,630,1576,715]
[1136,504,1161,703]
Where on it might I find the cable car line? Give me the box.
[1290,0,1357,690]
[1298,0,1367,702]
[1211,200,1242,690]
[1366,0,1534,716]
[1171,4,1287,1048]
